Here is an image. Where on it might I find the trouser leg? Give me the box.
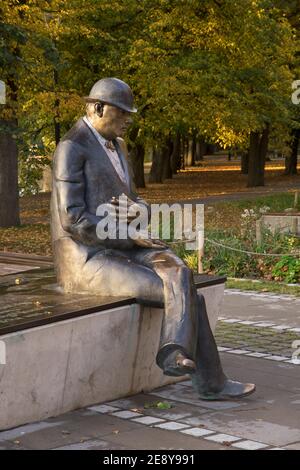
[82,247,227,392]
[192,292,227,393]
[130,248,227,391]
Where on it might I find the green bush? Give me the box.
[172,228,300,283]
[272,256,300,284]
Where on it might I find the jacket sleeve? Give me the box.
[53,139,135,249]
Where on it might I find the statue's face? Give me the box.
[100,104,133,139]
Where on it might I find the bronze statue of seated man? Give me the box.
[51,77,255,400]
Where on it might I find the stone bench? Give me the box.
[0,268,226,431]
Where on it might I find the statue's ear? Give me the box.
[95,102,104,117]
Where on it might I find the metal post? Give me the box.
[256,218,262,245]
[198,230,204,273]
[294,191,299,209]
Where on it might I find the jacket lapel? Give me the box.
[113,139,130,188]
[81,118,129,190]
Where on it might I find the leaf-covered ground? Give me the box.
[0,160,299,256]
[139,160,300,203]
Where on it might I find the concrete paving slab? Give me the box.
[99,425,230,450]
[131,416,165,425]
[222,291,300,328]
[87,405,120,414]
[0,264,40,276]
[0,354,299,450]
[106,392,210,417]
[283,442,300,450]
[149,385,245,411]
[232,440,269,450]
[0,412,141,450]
[54,439,113,450]
[111,411,143,419]
[205,433,241,444]
[154,422,189,431]
[180,428,215,437]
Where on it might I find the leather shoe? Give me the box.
[198,379,256,401]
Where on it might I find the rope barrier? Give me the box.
[204,238,300,258]
[168,237,300,258]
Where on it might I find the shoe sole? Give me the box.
[198,385,256,401]
[163,365,196,377]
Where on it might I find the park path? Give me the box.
[176,184,300,206]
[0,350,299,450]
[222,289,300,328]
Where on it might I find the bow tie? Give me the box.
[105,140,116,152]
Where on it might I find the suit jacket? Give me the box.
[51,117,149,288]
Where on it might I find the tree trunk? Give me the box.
[247,127,269,187]
[180,136,185,170]
[162,137,173,180]
[130,142,145,188]
[170,132,181,174]
[191,135,196,166]
[127,125,145,187]
[183,137,189,167]
[186,139,193,166]
[259,125,269,180]
[1,73,20,227]
[53,69,61,145]
[149,146,164,183]
[241,151,249,174]
[285,128,299,175]
[207,143,216,155]
[195,137,206,161]
[0,121,20,227]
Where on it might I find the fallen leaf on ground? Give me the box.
[144,401,172,410]
[130,408,143,413]
[222,441,232,447]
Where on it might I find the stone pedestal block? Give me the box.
[0,283,224,430]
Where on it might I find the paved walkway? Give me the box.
[0,353,299,450]
[176,185,300,206]
[1,289,300,450]
[0,252,53,276]
[222,289,300,328]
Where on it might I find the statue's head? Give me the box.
[84,78,137,140]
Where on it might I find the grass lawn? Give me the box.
[204,192,300,231]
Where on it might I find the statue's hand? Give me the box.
[110,195,146,224]
[134,237,169,249]
[108,197,135,224]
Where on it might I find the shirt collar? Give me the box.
[83,116,108,146]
